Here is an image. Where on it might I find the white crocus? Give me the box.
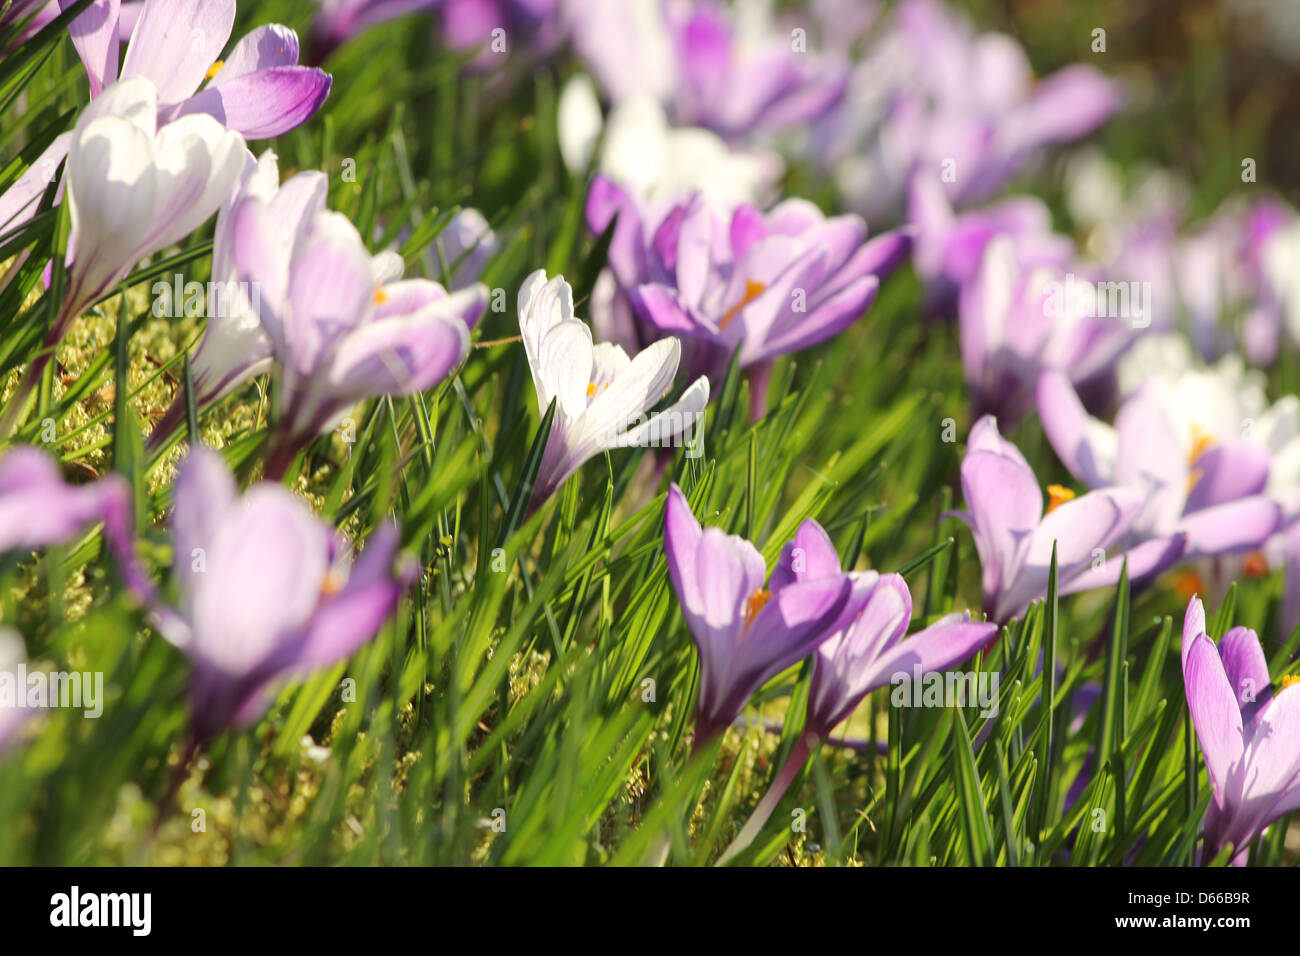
[518,270,710,508]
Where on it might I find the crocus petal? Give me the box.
[1183,632,1246,802]
[851,618,999,722]
[1183,441,1270,513]
[769,518,844,591]
[121,0,236,107]
[326,312,469,401]
[62,0,121,97]
[177,66,332,140]
[170,445,237,619]
[212,23,302,79]
[1177,496,1281,560]
[1036,368,1117,487]
[1218,626,1272,728]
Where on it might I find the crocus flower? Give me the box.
[907,172,1073,315]
[518,271,709,508]
[619,192,909,418]
[717,519,996,863]
[0,0,331,242]
[148,154,391,451]
[814,0,1122,223]
[0,77,246,436]
[570,0,847,143]
[959,236,1134,427]
[662,485,851,748]
[0,445,132,558]
[434,207,498,289]
[230,195,487,479]
[310,0,438,60]
[1037,364,1285,564]
[147,446,414,742]
[1182,596,1300,865]
[952,416,1186,623]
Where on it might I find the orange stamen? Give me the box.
[719,279,767,330]
[321,569,346,597]
[373,287,389,304]
[1172,570,1207,602]
[1282,674,1300,689]
[1189,425,1215,464]
[205,59,224,80]
[1045,484,1075,514]
[741,588,772,637]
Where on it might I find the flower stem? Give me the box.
[716,733,817,865]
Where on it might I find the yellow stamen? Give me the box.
[205,59,224,80]
[1282,675,1300,689]
[1045,484,1075,514]
[321,569,346,597]
[586,382,597,398]
[719,279,767,330]
[1189,425,1215,464]
[1243,550,1269,579]
[373,287,388,304]
[741,588,772,637]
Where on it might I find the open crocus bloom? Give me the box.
[952,417,1187,623]
[0,446,133,558]
[766,520,999,739]
[662,485,852,747]
[624,193,908,412]
[959,236,1133,427]
[518,271,710,508]
[1181,596,1300,865]
[231,195,487,479]
[1037,364,1285,563]
[150,447,413,742]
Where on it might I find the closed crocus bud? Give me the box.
[230,197,487,479]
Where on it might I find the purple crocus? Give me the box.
[907,172,1073,315]
[815,0,1122,223]
[663,485,852,749]
[310,0,438,60]
[230,194,487,479]
[716,518,996,863]
[959,237,1134,427]
[952,416,1187,623]
[0,445,132,559]
[616,190,909,418]
[518,271,709,509]
[571,0,847,143]
[146,446,414,743]
[1037,369,1283,562]
[1182,596,1300,865]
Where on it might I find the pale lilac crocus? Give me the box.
[620,191,909,418]
[230,196,487,479]
[952,416,1187,623]
[815,0,1122,223]
[662,485,851,750]
[959,236,1134,427]
[148,153,385,451]
[0,0,331,240]
[1037,368,1284,563]
[907,172,1073,315]
[1182,596,1300,865]
[717,521,996,863]
[0,445,132,559]
[518,271,709,509]
[434,207,498,289]
[148,446,414,743]
[0,77,246,436]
